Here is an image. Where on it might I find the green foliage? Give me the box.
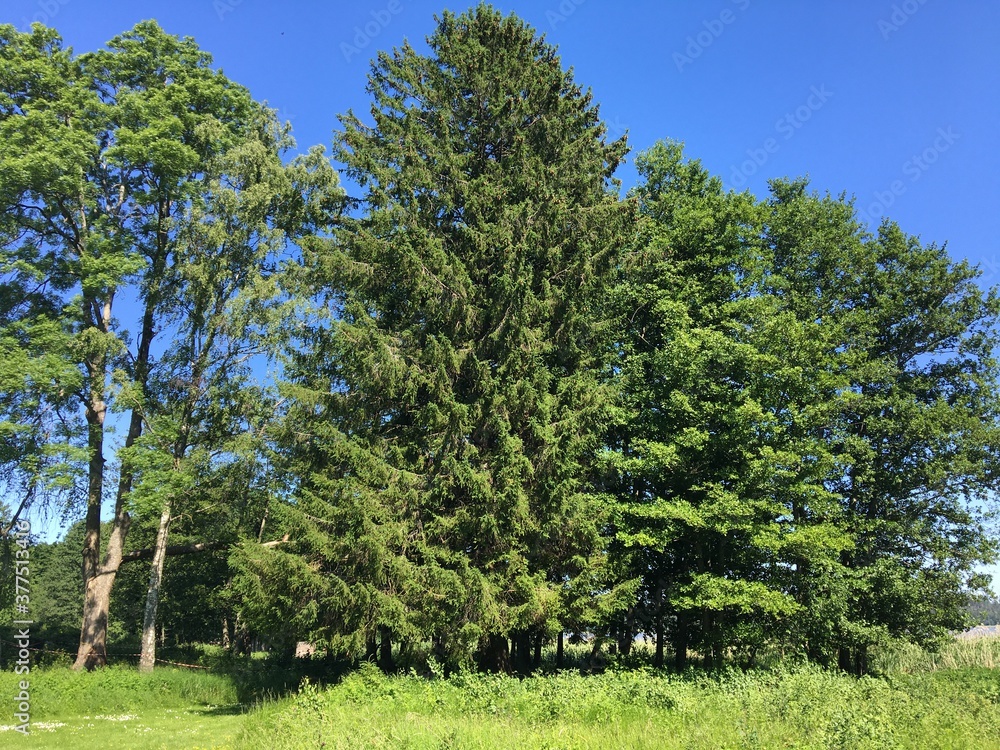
[237,3,632,668]
[4,4,1000,686]
[0,24,87,521]
[601,141,1000,673]
[602,140,841,668]
[763,179,1000,671]
[2,17,341,668]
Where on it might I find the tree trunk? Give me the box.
[478,634,510,673]
[617,612,635,657]
[74,512,131,670]
[674,614,689,671]
[139,499,172,672]
[520,631,534,674]
[74,292,156,671]
[75,354,107,670]
[556,631,564,669]
[838,646,853,674]
[654,615,665,668]
[80,395,105,587]
[587,634,607,673]
[378,628,394,673]
[855,645,868,676]
[364,634,378,662]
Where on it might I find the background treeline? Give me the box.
[2,4,999,677]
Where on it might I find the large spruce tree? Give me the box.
[234,4,632,671]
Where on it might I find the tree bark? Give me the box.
[119,540,229,564]
[74,290,156,670]
[654,615,665,668]
[74,294,112,671]
[512,630,532,675]
[139,499,172,672]
[617,612,635,658]
[80,382,105,588]
[673,613,689,671]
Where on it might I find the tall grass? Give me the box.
[874,635,1000,673]
[7,636,1000,748]
[233,661,1000,750]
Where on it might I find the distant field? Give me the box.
[957,624,1000,640]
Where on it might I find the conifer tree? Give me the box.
[235,4,632,671]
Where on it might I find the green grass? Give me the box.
[0,666,244,748]
[234,662,1000,750]
[6,642,1000,748]
[2,707,244,750]
[0,665,239,719]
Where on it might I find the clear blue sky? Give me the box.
[6,0,1000,581]
[7,0,997,277]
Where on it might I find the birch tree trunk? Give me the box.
[139,499,172,672]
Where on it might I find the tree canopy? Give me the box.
[3,5,999,678]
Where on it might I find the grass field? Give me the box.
[0,666,243,749]
[4,640,1000,748]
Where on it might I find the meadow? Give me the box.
[3,640,1000,749]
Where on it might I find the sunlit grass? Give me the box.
[5,641,1000,749]
[234,662,1000,750]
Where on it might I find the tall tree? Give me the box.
[127,112,340,671]
[233,3,633,671]
[603,142,838,669]
[764,180,1000,673]
[0,21,332,668]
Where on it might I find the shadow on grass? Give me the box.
[194,703,249,717]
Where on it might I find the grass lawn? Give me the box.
[5,644,1000,749]
[0,666,245,749]
[1,706,245,749]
